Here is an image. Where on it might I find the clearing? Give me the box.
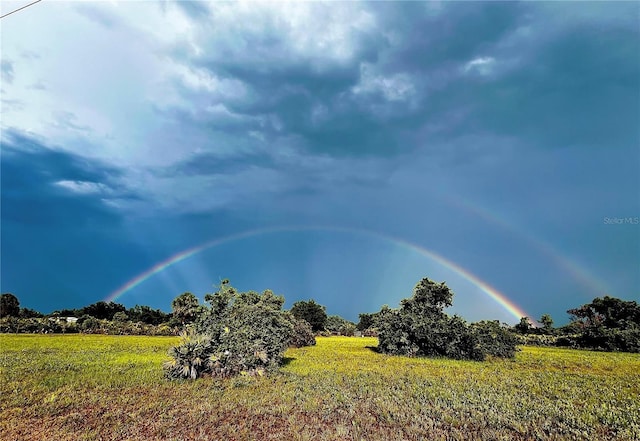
[1,334,638,440]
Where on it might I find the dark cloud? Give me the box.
[447,25,640,150]
[1,130,133,227]
[159,150,274,177]
[170,1,637,160]
[158,3,522,157]
[377,2,527,72]
[0,131,154,311]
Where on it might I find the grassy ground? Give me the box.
[1,335,638,441]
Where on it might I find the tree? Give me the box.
[128,305,169,325]
[325,315,354,333]
[567,296,640,352]
[540,314,554,334]
[376,277,516,361]
[357,313,376,331]
[514,317,532,335]
[402,278,453,313]
[52,308,81,318]
[0,293,20,318]
[80,301,126,320]
[171,292,201,325]
[568,296,640,330]
[165,280,294,380]
[290,299,327,332]
[20,308,44,318]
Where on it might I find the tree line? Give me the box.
[2,280,638,359]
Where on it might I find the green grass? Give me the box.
[1,335,639,440]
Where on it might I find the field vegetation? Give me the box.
[1,334,639,440]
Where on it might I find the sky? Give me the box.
[1,0,638,325]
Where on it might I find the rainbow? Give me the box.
[105,225,532,321]
[448,196,609,296]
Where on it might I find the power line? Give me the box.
[1,0,43,20]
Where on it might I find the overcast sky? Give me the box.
[1,1,638,324]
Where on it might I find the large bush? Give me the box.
[165,280,294,380]
[567,296,640,353]
[376,278,517,361]
[471,320,519,358]
[289,317,316,348]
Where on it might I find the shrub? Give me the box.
[289,317,316,348]
[555,335,579,348]
[515,333,559,347]
[165,281,294,379]
[80,316,101,332]
[377,278,516,361]
[575,326,640,353]
[112,311,129,322]
[164,331,214,380]
[471,320,519,358]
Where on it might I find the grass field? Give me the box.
[1,335,639,440]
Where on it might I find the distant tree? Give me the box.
[52,308,81,318]
[339,322,357,336]
[0,293,20,318]
[558,320,583,335]
[514,317,532,335]
[171,292,201,325]
[127,305,169,325]
[539,314,554,334]
[568,296,640,330]
[567,296,640,352]
[325,315,354,333]
[290,299,327,332]
[357,313,376,331]
[19,308,44,318]
[80,301,126,320]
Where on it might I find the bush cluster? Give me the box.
[0,316,176,335]
[165,281,294,380]
[563,296,640,353]
[324,315,357,336]
[377,278,517,361]
[470,320,519,358]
